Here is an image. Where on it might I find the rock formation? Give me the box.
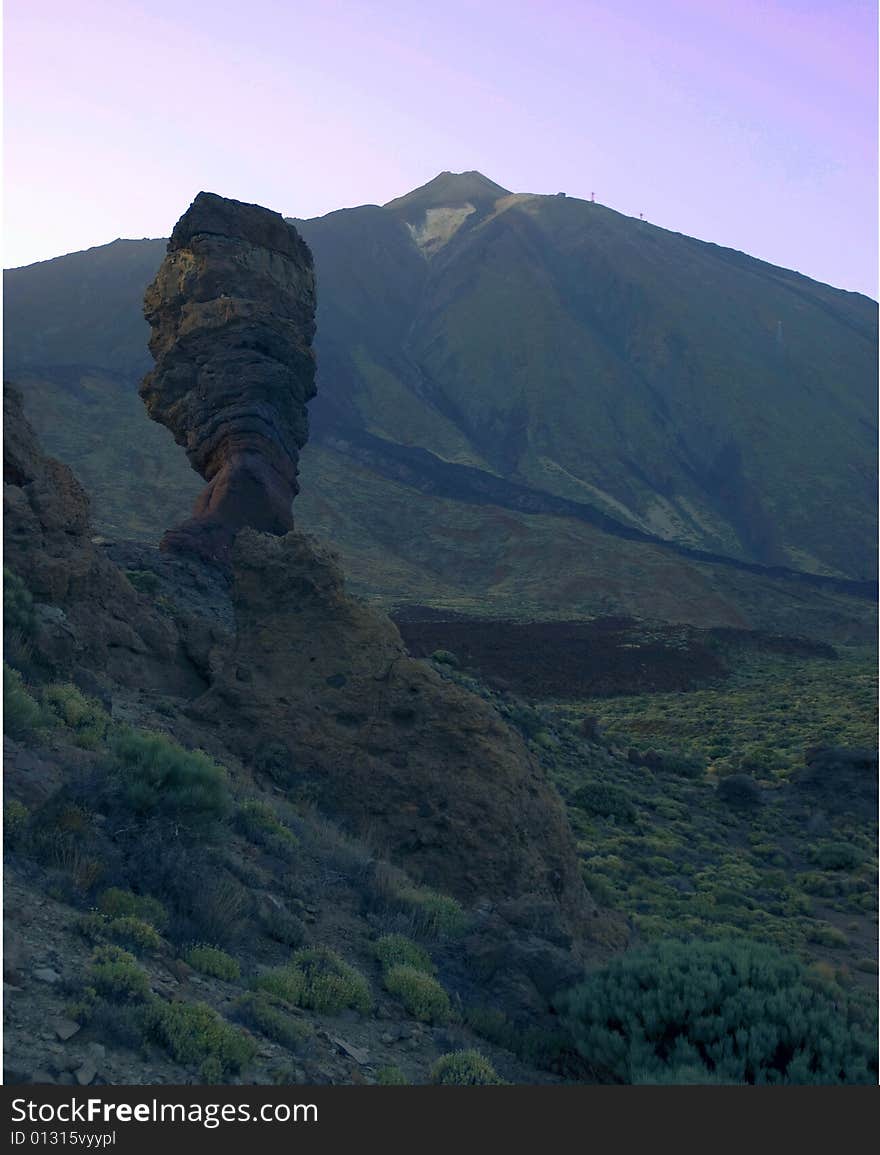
[141,192,595,942]
[140,192,316,562]
[192,528,595,940]
[3,385,194,693]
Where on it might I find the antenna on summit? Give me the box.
[591,191,595,203]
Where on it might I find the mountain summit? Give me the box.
[384,170,511,216]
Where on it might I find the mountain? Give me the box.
[3,172,877,634]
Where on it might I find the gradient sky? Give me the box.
[4,0,877,296]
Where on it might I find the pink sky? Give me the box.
[4,0,877,296]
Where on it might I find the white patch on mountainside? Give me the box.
[407,205,476,257]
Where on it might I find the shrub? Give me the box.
[142,1000,257,1076]
[394,885,468,938]
[4,799,30,844]
[236,992,312,1050]
[716,774,762,809]
[559,939,877,1084]
[430,650,459,667]
[78,913,164,953]
[124,570,161,596]
[290,947,372,1015]
[809,843,863,871]
[4,568,35,636]
[374,934,435,975]
[256,948,372,1015]
[384,965,450,1023]
[42,683,110,748]
[261,908,306,949]
[4,663,44,740]
[184,945,241,981]
[571,781,636,823]
[376,1065,408,1085]
[108,728,229,826]
[97,888,168,930]
[430,1050,504,1085]
[88,945,151,1002]
[236,800,298,856]
[254,965,306,1005]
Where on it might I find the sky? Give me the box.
[3,0,877,296]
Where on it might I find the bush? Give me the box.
[4,798,30,845]
[571,780,636,823]
[125,570,161,596]
[108,728,229,826]
[4,568,35,636]
[4,663,44,740]
[184,945,241,982]
[430,1050,504,1085]
[384,965,450,1023]
[88,945,151,1002]
[559,939,877,1084]
[376,1065,408,1085]
[809,843,863,871]
[43,683,110,748]
[716,774,762,809]
[255,947,372,1016]
[97,887,168,930]
[374,934,435,975]
[289,947,372,1015]
[236,992,312,1050]
[143,1000,257,1077]
[236,800,299,856]
[78,913,164,953]
[395,885,468,938]
[261,908,306,949]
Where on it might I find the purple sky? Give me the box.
[4,0,877,296]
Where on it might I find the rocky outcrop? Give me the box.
[3,385,200,694]
[191,529,595,940]
[140,192,316,562]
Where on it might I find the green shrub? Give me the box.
[374,934,435,975]
[124,570,161,596]
[78,913,164,953]
[42,683,110,748]
[184,945,241,981]
[143,1000,257,1076]
[430,1050,504,1085]
[376,1065,408,1085]
[716,774,762,809]
[4,799,30,844]
[809,843,863,871]
[4,663,44,740]
[261,908,306,949]
[559,939,877,1084]
[97,888,168,930]
[236,992,312,1050]
[395,885,468,937]
[4,568,35,636]
[88,945,151,1002]
[236,799,298,856]
[430,650,459,668]
[108,728,229,826]
[253,965,306,1005]
[571,780,636,822]
[288,947,372,1015]
[256,948,372,1015]
[384,965,450,1023]
[807,924,849,949]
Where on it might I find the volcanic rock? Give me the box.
[191,529,594,939]
[140,192,316,562]
[2,385,196,692]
